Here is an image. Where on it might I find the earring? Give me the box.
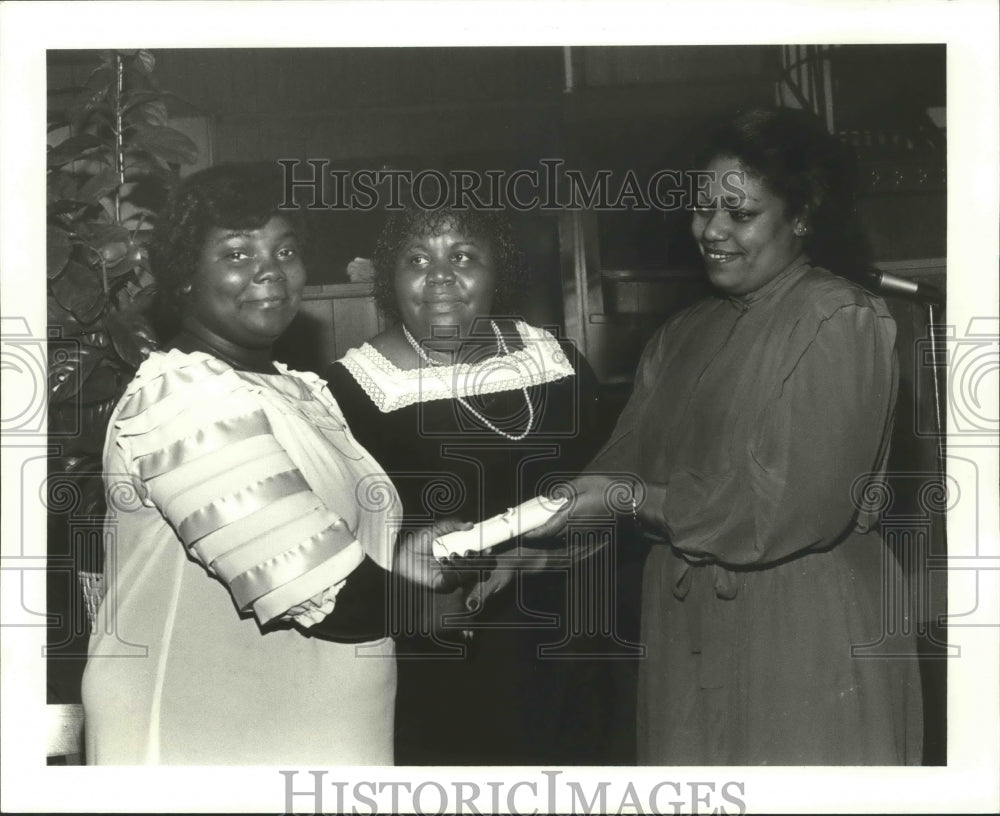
[180,283,193,295]
[794,224,808,237]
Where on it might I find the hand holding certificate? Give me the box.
[432,495,570,561]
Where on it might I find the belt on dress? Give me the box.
[672,554,740,601]
[669,552,739,690]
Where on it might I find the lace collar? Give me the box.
[338,321,575,413]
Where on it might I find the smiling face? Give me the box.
[184,215,306,352]
[691,155,805,296]
[393,220,498,340]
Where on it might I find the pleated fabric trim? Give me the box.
[105,349,367,627]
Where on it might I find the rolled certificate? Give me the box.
[433,495,569,560]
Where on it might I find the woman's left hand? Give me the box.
[394,518,488,592]
[459,542,554,612]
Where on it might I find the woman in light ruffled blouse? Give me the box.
[82,164,467,765]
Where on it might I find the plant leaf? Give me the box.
[85,57,113,82]
[80,362,128,404]
[130,100,169,128]
[106,306,159,369]
[48,297,91,338]
[50,259,106,324]
[47,134,105,168]
[70,107,113,136]
[101,241,131,269]
[48,84,87,98]
[83,222,130,247]
[106,258,149,284]
[48,401,114,456]
[122,153,173,181]
[48,298,85,336]
[47,225,72,279]
[68,65,113,121]
[130,226,156,247]
[107,238,149,276]
[77,401,119,454]
[48,200,91,219]
[78,166,120,203]
[48,343,104,403]
[129,124,199,166]
[83,225,145,279]
[122,89,161,112]
[136,50,156,74]
[79,329,112,350]
[47,169,80,203]
[117,280,158,310]
[134,265,157,289]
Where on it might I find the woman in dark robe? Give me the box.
[327,205,639,765]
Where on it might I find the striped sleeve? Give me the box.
[112,354,365,626]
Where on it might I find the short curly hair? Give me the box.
[691,106,871,278]
[371,205,526,322]
[149,162,308,332]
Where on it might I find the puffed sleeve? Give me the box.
[110,353,368,627]
[652,300,898,566]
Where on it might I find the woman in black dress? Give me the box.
[327,205,639,765]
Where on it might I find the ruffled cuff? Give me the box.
[283,577,349,627]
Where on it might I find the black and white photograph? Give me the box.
[1,1,997,813]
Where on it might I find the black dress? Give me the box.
[327,321,641,765]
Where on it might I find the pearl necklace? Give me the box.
[402,321,535,441]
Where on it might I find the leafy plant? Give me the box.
[47,49,198,466]
[45,50,199,700]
